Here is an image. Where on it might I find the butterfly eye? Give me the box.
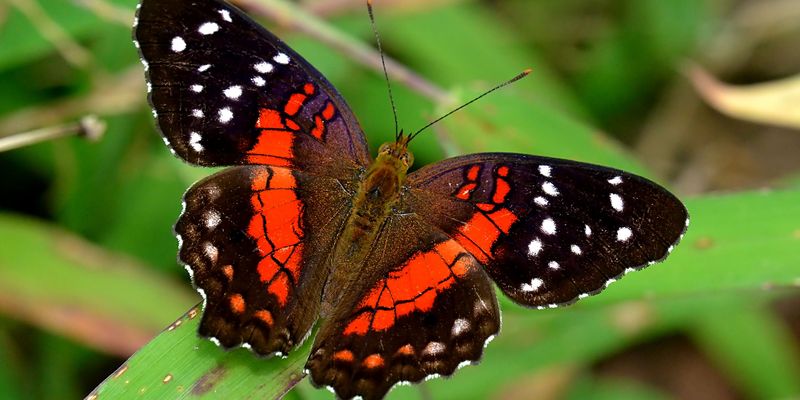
[401,152,413,167]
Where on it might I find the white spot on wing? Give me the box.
[198,22,220,35]
[541,218,556,235]
[198,64,211,72]
[218,107,233,123]
[209,337,221,347]
[223,85,242,99]
[527,239,542,256]
[424,342,445,355]
[218,9,232,22]
[190,84,203,93]
[521,277,544,292]
[189,132,203,152]
[171,36,186,52]
[548,261,559,269]
[542,181,559,196]
[273,52,290,64]
[610,193,624,211]
[204,242,218,261]
[538,165,552,177]
[192,109,204,118]
[451,319,470,336]
[534,196,548,206]
[585,224,592,236]
[252,76,266,86]
[608,176,623,185]
[205,210,221,229]
[254,62,273,74]
[617,227,633,242]
[570,244,582,255]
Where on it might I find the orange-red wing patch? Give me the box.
[229,293,246,314]
[467,165,481,181]
[492,177,510,204]
[453,207,518,263]
[256,109,284,129]
[222,264,234,282]
[249,84,336,164]
[254,310,274,326]
[343,240,474,335]
[455,183,477,200]
[396,344,415,356]
[322,102,335,120]
[247,166,305,307]
[454,164,482,201]
[363,354,385,369]
[334,350,354,363]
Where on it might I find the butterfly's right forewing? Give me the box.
[405,153,688,307]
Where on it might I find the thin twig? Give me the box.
[73,0,132,26]
[237,0,451,103]
[0,115,105,152]
[77,0,450,104]
[0,67,143,136]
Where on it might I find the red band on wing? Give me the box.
[453,207,518,263]
[343,240,473,335]
[247,167,305,306]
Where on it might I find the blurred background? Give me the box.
[1,0,799,399]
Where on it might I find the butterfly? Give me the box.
[133,0,688,399]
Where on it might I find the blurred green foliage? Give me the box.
[0,0,798,399]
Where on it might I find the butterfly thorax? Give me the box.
[321,139,413,313]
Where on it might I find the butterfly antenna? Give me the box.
[367,0,401,141]
[409,69,532,142]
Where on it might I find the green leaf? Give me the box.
[691,302,800,398]
[0,213,197,355]
[88,306,308,400]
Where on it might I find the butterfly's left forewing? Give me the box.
[405,153,688,307]
[134,0,370,173]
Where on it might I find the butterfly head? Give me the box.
[376,131,414,173]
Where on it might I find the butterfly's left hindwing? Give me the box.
[177,166,355,355]
[405,153,689,307]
